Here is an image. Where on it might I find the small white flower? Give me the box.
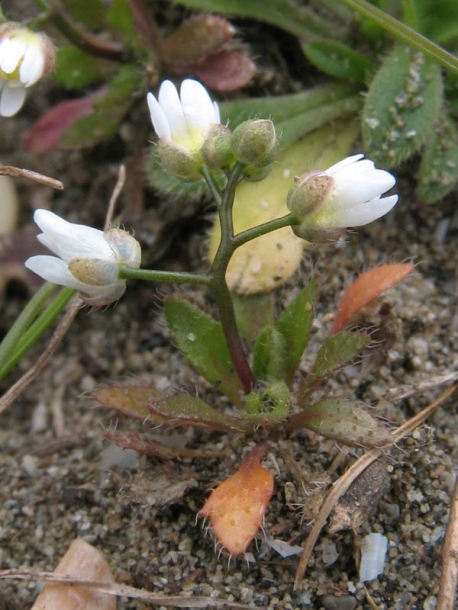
[0,25,54,117]
[25,210,141,305]
[303,154,398,230]
[147,79,220,154]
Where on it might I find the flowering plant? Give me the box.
[1,77,415,564]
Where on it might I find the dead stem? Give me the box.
[0,165,64,189]
[437,476,458,610]
[0,569,254,609]
[293,383,458,589]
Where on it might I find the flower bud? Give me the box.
[201,124,235,170]
[157,139,202,181]
[230,119,278,168]
[287,171,335,218]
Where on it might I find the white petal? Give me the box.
[180,79,216,134]
[324,194,398,228]
[33,210,114,262]
[0,84,26,117]
[147,91,171,139]
[325,154,364,176]
[25,255,104,294]
[158,80,187,140]
[19,45,45,86]
[334,171,396,209]
[0,38,26,74]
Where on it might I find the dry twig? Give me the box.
[0,569,254,609]
[0,165,64,189]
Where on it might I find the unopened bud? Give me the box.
[287,171,335,218]
[201,124,234,170]
[242,163,274,182]
[231,119,278,168]
[157,139,202,181]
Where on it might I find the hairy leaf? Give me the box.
[302,40,373,82]
[418,113,458,203]
[332,263,414,334]
[291,398,391,447]
[362,45,443,167]
[164,297,244,405]
[92,384,166,421]
[276,278,318,383]
[252,326,288,382]
[148,395,246,432]
[300,331,370,395]
[199,443,274,556]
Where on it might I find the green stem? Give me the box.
[0,282,57,371]
[0,286,75,380]
[339,0,458,74]
[210,163,256,393]
[118,267,210,286]
[200,165,223,206]
[233,213,298,249]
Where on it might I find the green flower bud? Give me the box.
[201,124,235,170]
[287,171,335,218]
[242,162,274,182]
[157,139,202,181]
[231,119,278,168]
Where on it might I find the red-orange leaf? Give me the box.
[332,262,414,334]
[199,443,274,557]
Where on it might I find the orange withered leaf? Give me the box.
[199,443,274,557]
[332,262,414,334]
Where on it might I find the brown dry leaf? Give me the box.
[30,538,115,610]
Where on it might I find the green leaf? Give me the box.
[418,113,458,203]
[164,297,245,406]
[302,40,373,82]
[290,398,391,447]
[61,0,107,29]
[222,83,361,150]
[148,395,246,432]
[54,46,105,89]
[362,45,443,167]
[252,326,288,382]
[276,278,318,384]
[233,293,275,345]
[62,65,144,148]
[107,0,136,38]
[300,331,370,395]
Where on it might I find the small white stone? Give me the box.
[359,532,388,582]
